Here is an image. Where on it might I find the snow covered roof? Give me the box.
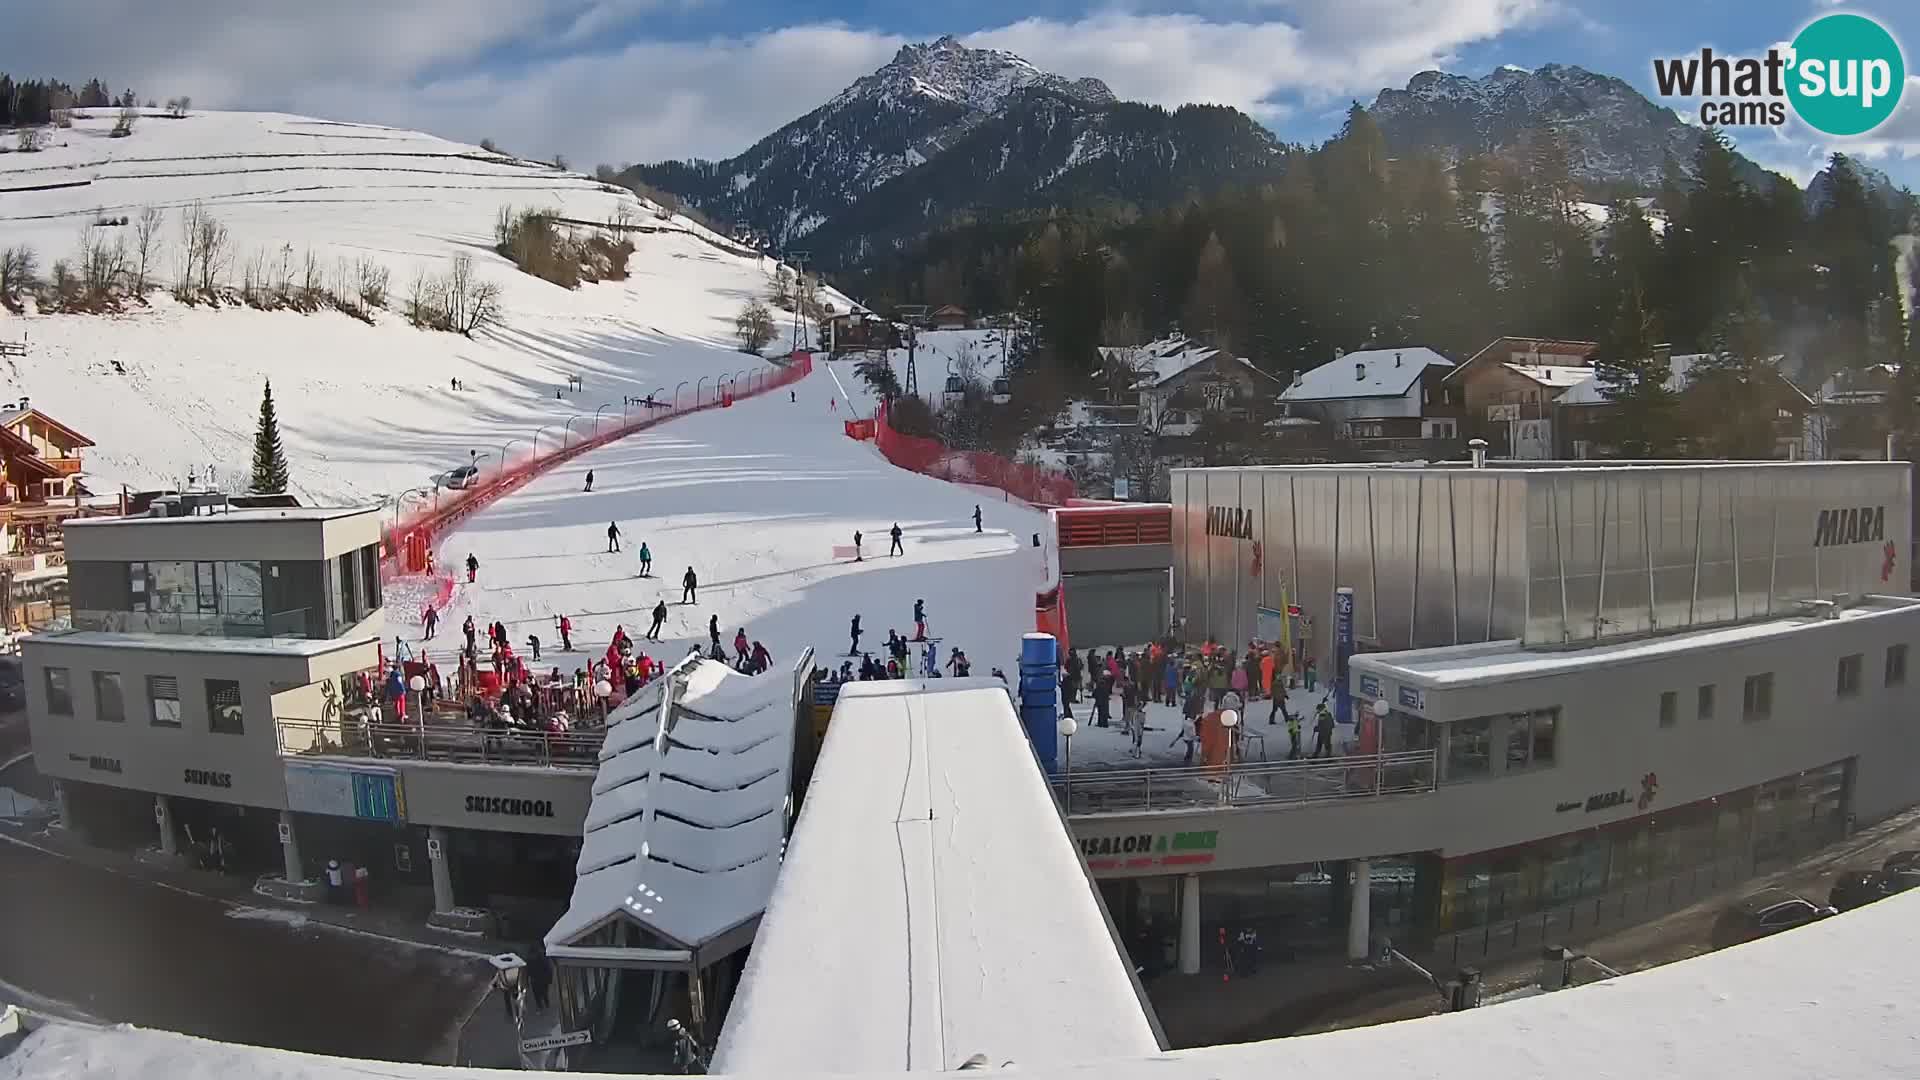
[1502,364,1594,388]
[1282,347,1454,402]
[19,868,1920,1078]
[1100,336,1243,391]
[712,678,1161,1074]
[544,657,795,958]
[1555,354,1808,406]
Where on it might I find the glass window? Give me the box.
[1837,654,1862,699]
[1659,691,1677,728]
[1447,717,1492,780]
[1501,709,1558,771]
[360,545,381,612]
[1697,684,1715,721]
[195,561,220,613]
[1887,645,1907,687]
[92,671,125,723]
[1743,673,1773,722]
[1531,711,1557,765]
[129,561,149,611]
[147,560,194,614]
[224,561,264,625]
[44,667,72,715]
[207,679,244,735]
[149,675,181,727]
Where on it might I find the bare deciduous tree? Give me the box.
[355,258,390,310]
[405,268,442,329]
[299,248,324,309]
[111,104,138,138]
[735,298,777,354]
[164,96,191,118]
[78,228,129,302]
[131,207,163,295]
[195,210,229,298]
[0,246,39,312]
[16,128,45,153]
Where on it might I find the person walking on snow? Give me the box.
[733,628,750,663]
[466,553,479,583]
[973,505,982,533]
[889,523,904,557]
[708,614,721,650]
[526,634,542,662]
[638,542,652,577]
[1312,701,1336,759]
[912,599,927,641]
[849,614,862,656]
[750,641,772,674]
[607,522,622,553]
[585,470,594,492]
[853,530,864,562]
[422,605,438,640]
[682,567,698,605]
[557,615,573,652]
[648,600,668,641]
[462,616,476,653]
[946,649,971,677]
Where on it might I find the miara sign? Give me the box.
[1814,505,1885,548]
[1206,506,1256,540]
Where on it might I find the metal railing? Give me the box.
[276,716,605,769]
[1054,748,1436,816]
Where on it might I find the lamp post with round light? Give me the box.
[1057,715,1078,811]
[408,674,427,743]
[1219,708,1240,803]
[1370,697,1391,793]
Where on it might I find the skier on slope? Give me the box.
[556,615,573,652]
[849,614,862,656]
[648,600,668,641]
[912,599,927,642]
[466,553,479,583]
[585,470,594,493]
[889,522,904,557]
[607,521,622,553]
[973,505,982,533]
[682,567,698,605]
[708,614,721,650]
[852,530,864,562]
[422,605,438,640]
[750,640,772,675]
[733,627,750,663]
[638,541,652,577]
[462,615,477,653]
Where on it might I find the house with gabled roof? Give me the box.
[1279,347,1463,456]
[0,399,92,498]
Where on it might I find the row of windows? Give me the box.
[1652,645,1907,732]
[43,667,243,735]
[1444,707,1559,782]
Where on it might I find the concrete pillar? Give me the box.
[1178,873,1202,976]
[1347,858,1372,962]
[154,794,178,857]
[51,781,71,828]
[428,826,456,913]
[278,809,305,883]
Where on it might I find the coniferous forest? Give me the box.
[836,106,1920,446]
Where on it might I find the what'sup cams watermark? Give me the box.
[1653,12,1905,136]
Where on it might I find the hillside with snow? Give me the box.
[0,109,845,505]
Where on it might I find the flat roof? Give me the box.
[12,864,1920,1078]
[22,629,380,659]
[1354,595,1920,691]
[713,678,1161,1074]
[65,505,380,527]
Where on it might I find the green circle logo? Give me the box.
[1786,13,1906,136]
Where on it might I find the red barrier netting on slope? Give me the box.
[872,400,1076,507]
[381,353,815,580]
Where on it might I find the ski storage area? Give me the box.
[711,678,1163,1074]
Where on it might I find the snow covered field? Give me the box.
[0,110,844,504]
[429,360,1048,680]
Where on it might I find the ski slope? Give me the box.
[431,360,1048,677]
[0,109,845,504]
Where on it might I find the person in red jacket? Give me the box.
[557,615,573,652]
[733,628,750,663]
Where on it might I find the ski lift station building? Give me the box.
[1070,459,1920,972]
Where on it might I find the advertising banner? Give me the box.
[1334,587,1354,727]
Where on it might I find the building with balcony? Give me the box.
[0,401,93,499]
[1278,347,1463,460]
[1077,459,1920,974]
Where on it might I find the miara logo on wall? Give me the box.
[1206,506,1255,540]
[1814,505,1886,548]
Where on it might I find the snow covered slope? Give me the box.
[0,109,842,504]
[431,362,1046,676]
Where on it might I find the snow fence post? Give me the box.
[1020,633,1060,773]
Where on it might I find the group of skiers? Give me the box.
[1060,638,1337,763]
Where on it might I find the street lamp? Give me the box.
[1057,715,1078,811]
[673,381,689,411]
[533,426,556,456]
[1219,708,1241,802]
[499,439,524,473]
[408,674,427,742]
[696,376,712,406]
[563,415,587,447]
[594,403,613,434]
[649,387,665,412]
[471,452,494,475]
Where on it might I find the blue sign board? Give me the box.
[1334,588,1355,726]
[1397,684,1426,714]
[286,762,405,823]
[352,772,403,822]
[1358,673,1381,699]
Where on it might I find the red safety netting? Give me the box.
[873,400,1076,507]
[381,352,814,581]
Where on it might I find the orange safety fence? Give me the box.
[873,400,1075,507]
[381,352,815,580]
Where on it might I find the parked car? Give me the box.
[1829,870,1903,912]
[437,465,480,490]
[1711,889,1837,949]
[0,657,22,711]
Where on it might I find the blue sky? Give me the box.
[7,0,1917,186]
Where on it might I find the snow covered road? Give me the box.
[433,363,1048,678]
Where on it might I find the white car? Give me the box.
[438,465,480,490]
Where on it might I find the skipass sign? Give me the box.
[1651,13,1906,136]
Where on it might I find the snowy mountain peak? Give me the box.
[841,36,1116,114]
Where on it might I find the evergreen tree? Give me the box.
[1181,231,1243,354]
[1688,279,1781,458]
[1594,281,1675,456]
[250,380,290,494]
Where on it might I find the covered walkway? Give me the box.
[714,678,1163,1074]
